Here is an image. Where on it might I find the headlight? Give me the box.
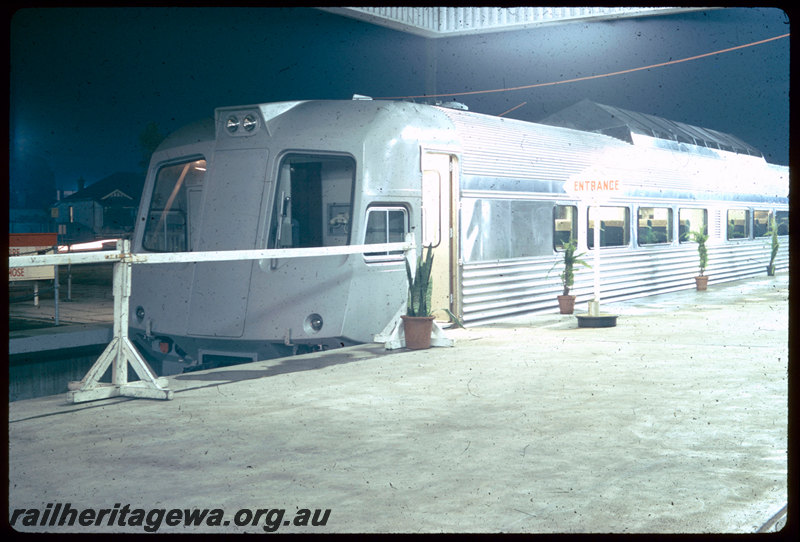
[242,114,258,132]
[305,313,323,334]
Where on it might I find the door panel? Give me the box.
[187,150,267,337]
[421,153,457,322]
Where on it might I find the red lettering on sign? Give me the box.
[571,180,621,192]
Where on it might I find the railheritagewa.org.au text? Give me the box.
[10,503,331,533]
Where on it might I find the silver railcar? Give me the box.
[129,99,789,374]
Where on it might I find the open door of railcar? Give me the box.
[421,152,459,324]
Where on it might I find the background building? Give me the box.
[50,172,143,245]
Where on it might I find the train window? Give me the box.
[269,154,355,249]
[553,205,578,250]
[775,211,789,235]
[142,159,206,252]
[587,206,630,248]
[753,210,772,237]
[364,206,408,260]
[637,207,673,245]
[679,208,707,242]
[461,199,553,261]
[726,209,750,240]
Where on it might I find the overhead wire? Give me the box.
[378,32,790,101]
[497,101,527,117]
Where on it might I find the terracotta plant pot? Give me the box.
[401,315,435,350]
[557,294,576,314]
[695,275,709,291]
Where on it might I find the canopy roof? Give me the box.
[323,7,703,38]
[538,99,763,158]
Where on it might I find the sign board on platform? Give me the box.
[563,175,624,203]
[562,173,625,308]
[8,233,57,282]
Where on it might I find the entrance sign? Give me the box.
[563,177,623,203]
[563,176,625,310]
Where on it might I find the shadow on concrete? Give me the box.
[170,343,396,393]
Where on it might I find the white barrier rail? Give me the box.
[9,241,415,267]
[9,237,416,403]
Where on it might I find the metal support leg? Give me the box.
[54,264,59,326]
[67,240,173,403]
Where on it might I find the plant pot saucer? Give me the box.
[576,313,618,328]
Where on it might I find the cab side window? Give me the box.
[364,206,408,261]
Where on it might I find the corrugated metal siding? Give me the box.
[441,108,614,181]
[460,242,789,325]
[438,108,787,201]
[435,107,789,325]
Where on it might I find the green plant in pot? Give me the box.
[549,237,590,314]
[687,229,709,290]
[402,244,435,349]
[765,217,780,276]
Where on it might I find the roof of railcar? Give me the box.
[434,102,786,200]
[156,99,786,197]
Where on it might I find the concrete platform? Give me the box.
[8,274,790,534]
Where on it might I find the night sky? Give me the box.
[9,7,790,196]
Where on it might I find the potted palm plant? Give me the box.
[550,237,590,314]
[402,244,435,349]
[766,217,779,276]
[687,229,709,290]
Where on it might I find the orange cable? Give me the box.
[378,33,790,100]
